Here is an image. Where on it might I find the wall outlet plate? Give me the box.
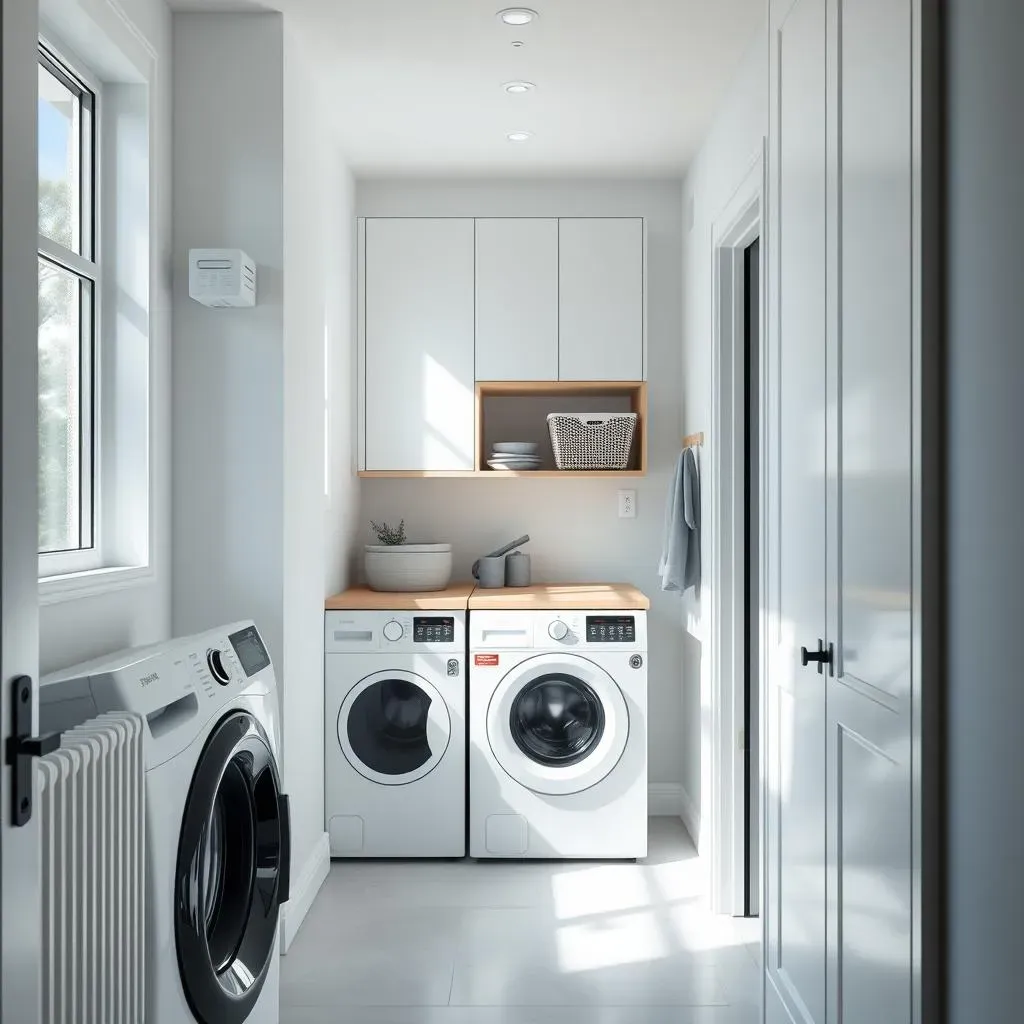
[618,490,637,519]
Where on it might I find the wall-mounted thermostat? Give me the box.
[188,248,256,307]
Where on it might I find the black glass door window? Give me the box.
[176,711,290,1024]
[510,674,606,767]
[347,678,433,776]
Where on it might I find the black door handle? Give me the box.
[6,676,62,826]
[800,640,834,675]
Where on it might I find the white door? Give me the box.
[2,0,44,1017]
[558,218,644,381]
[475,218,558,381]
[825,0,915,1018]
[364,218,475,471]
[765,0,828,1021]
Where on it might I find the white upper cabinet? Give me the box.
[364,218,475,471]
[475,218,559,381]
[558,218,645,381]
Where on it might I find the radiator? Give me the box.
[37,712,146,1024]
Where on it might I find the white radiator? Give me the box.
[37,712,145,1024]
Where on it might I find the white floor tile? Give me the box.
[281,819,762,1017]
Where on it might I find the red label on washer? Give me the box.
[474,654,500,667]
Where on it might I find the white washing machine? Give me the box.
[40,622,289,1024]
[325,607,466,857]
[469,608,648,859]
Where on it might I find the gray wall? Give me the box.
[172,12,286,665]
[946,2,1024,1020]
[357,179,684,789]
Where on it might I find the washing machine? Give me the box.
[469,605,648,859]
[40,622,290,1024]
[324,593,469,857]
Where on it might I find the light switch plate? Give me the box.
[618,490,637,518]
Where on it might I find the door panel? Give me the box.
[364,218,475,470]
[2,0,44,1018]
[475,218,558,381]
[827,0,915,1019]
[558,218,644,381]
[766,0,827,1020]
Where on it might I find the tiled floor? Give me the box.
[280,819,762,1024]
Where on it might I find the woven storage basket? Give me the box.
[546,412,638,470]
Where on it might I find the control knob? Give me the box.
[383,620,404,642]
[207,649,230,685]
[547,619,569,641]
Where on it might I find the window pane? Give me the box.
[38,259,85,553]
[38,62,80,252]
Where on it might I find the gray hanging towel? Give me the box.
[681,446,701,592]
[659,448,701,593]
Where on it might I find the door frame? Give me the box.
[707,148,767,917]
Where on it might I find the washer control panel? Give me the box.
[326,611,466,654]
[586,615,637,643]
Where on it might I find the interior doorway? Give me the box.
[707,151,764,919]
[742,237,761,917]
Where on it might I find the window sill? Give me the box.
[39,564,154,606]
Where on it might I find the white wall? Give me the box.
[282,23,360,894]
[946,2,1024,1019]
[172,11,358,912]
[678,26,766,837]
[356,179,684,788]
[39,0,173,673]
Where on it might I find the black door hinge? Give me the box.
[6,676,61,826]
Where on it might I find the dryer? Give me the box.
[40,622,290,1024]
[325,603,467,857]
[469,607,648,859]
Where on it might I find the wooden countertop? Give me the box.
[468,583,650,611]
[325,583,475,611]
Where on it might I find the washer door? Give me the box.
[487,654,629,796]
[338,669,451,785]
[175,710,290,1024]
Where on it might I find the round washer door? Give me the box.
[487,654,629,796]
[338,669,451,786]
[175,709,289,1024]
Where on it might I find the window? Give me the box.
[37,44,97,570]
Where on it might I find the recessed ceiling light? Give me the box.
[507,130,533,143]
[498,8,538,27]
[503,80,536,94]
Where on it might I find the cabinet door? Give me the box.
[764,0,828,1022]
[558,218,644,381]
[475,219,558,381]
[364,219,475,471]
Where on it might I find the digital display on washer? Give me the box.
[228,625,272,677]
[586,616,636,643]
[413,616,455,643]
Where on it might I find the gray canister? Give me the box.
[505,552,532,588]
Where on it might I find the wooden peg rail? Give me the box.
[682,431,705,448]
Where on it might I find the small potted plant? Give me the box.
[364,519,453,592]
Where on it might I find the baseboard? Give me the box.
[648,782,684,816]
[679,784,700,847]
[279,832,330,954]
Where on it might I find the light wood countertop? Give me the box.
[325,583,475,611]
[467,583,650,611]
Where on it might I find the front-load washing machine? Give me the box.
[324,594,469,857]
[469,607,648,859]
[40,622,290,1024]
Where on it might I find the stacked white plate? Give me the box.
[488,441,542,472]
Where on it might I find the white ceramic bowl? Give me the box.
[364,543,453,592]
[492,442,538,455]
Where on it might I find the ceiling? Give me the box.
[170,0,765,177]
